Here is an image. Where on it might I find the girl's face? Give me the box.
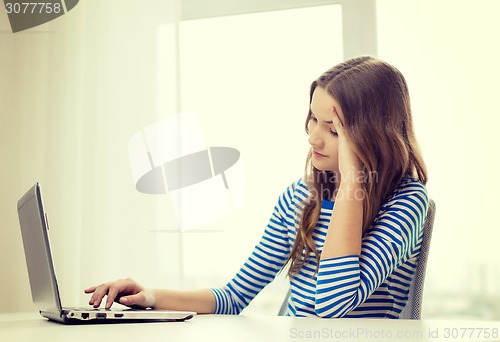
[308,86,342,173]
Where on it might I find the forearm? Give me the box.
[151,288,216,314]
[321,181,364,259]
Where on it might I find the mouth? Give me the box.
[312,150,328,158]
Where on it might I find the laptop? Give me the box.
[17,182,196,324]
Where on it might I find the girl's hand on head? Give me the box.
[331,108,363,185]
[84,278,155,310]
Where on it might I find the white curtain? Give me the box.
[0,0,182,310]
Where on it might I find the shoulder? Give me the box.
[275,178,310,214]
[276,177,309,198]
[380,177,429,216]
[369,177,429,243]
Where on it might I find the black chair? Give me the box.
[399,199,436,319]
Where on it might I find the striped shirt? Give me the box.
[210,177,428,318]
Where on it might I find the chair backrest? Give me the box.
[278,288,290,316]
[278,199,436,318]
[399,198,436,319]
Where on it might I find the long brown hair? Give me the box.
[286,56,427,276]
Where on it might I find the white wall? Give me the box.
[0,0,182,312]
[377,0,500,318]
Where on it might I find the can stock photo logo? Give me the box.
[3,0,79,33]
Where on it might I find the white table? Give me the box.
[1,313,499,342]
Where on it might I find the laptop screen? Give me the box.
[17,183,63,314]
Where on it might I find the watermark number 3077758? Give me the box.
[3,0,79,33]
[5,2,62,14]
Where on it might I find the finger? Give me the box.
[84,286,96,294]
[89,292,103,308]
[331,107,345,131]
[120,293,149,309]
[89,284,110,308]
[106,286,119,309]
[119,294,137,307]
[90,290,104,308]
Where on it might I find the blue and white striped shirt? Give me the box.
[210,177,428,318]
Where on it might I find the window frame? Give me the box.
[180,0,377,59]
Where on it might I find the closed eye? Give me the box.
[310,113,337,136]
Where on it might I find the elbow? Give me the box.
[212,288,245,315]
[314,296,358,318]
[314,306,350,319]
[315,309,337,319]
[230,304,244,315]
[216,301,243,315]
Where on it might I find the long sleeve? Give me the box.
[209,177,428,318]
[210,181,300,314]
[314,179,429,318]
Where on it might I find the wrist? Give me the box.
[339,166,364,185]
[147,288,159,309]
[337,181,365,201]
[339,175,363,190]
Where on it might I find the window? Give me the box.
[178,4,343,314]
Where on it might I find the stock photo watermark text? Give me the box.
[3,0,79,32]
[289,325,499,341]
[290,327,422,340]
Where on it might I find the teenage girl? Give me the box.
[85,56,428,318]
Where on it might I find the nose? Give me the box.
[308,125,323,148]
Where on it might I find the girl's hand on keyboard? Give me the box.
[85,278,155,310]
